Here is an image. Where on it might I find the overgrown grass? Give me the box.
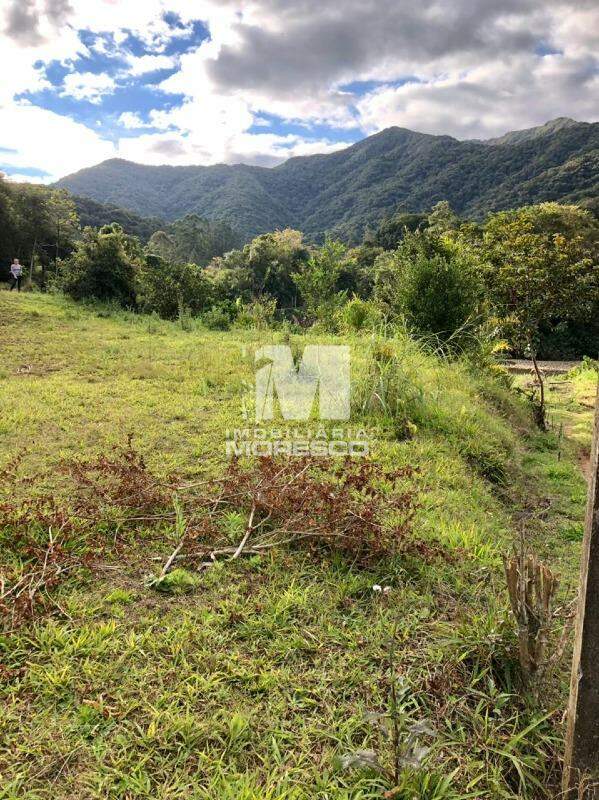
[0,292,592,798]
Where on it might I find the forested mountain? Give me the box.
[56,119,599,243]
[73,196,165,242]
[481,116,580,146]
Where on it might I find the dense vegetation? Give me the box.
[2,156,598,361]
[0,177,78,286]
[147,215,241,266]
[34,200,594,363]
[56,118,599,242]
[73,196,165,242]
[0,175,240,286]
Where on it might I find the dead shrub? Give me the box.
[62,434,172,521]
[1,441,428,629]
[215,456,420,565]
[0,436,170,631]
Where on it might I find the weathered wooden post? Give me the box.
[563,379,599,798]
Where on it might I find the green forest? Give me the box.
[2,171,598,369]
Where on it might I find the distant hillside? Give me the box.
[73,196,165,242]
[57,119,599,243]
[481,116,580,146]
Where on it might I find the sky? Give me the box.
[0,0,598,183]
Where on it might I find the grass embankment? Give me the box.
[0,292,594,799]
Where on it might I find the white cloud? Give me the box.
[4,173,42,184]
[61,71,116,103]
[355,53,599,140]
[115,125,347,168]
[0,0,598,179]
[0,102,114,181]
[150,0,599,145]
[118,111,150,129]
[159,31,357,130]
[127,54,176,76]
[0,18,83,104]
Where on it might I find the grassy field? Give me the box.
[0,292,595,800]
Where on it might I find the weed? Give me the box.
[201,305,231,330]
[104,588,134,605]
[504,546,571,692]
[146,567,201,594]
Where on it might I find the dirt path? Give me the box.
[503,359,579,375]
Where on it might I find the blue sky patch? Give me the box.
[535,41,564,57]
[1,164,51,178]
[247,112,362,144]
[340,77,420,96]
[162,19,210,57]
[17,81,185,142]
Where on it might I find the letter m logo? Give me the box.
[255,345,350,422]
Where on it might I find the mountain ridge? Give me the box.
[56,118,599,243]
[482,116,581,146]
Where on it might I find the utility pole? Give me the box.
[563,379,599,799]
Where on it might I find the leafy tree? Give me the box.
[147,215,241,267]
[426,201,460,235]
[0,176,17,274]
[0,177,80,287]
[483,203,599,352]
[58,224,139,306]
[147,230,177,262]
[246,228,309,306]
[372,212,428,251]
[44,190,79,284]
[482,203,599,422]
[204,259,253,304]
[203,229,308,309]
[136,255,214,320]
[292,238,347,322]
[11,184,52,279]
[374,231,485,347]
[338,244,383,297]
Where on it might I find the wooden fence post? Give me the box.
[563,379,599,798]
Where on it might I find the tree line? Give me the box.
[2,171,598,362]
[58,200,599,362]
[0,175,239,287]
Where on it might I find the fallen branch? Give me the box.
[158,538,186,580]
[231,502,257,560]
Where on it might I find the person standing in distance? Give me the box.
[9,258,23,291]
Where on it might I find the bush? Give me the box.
[292,238,347,325]
[234,296,277,329]
[338,296,381,332]
[201,304,232,330]
[374,231,485,349]
[57,224,138,307]
[136,256,213,320]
